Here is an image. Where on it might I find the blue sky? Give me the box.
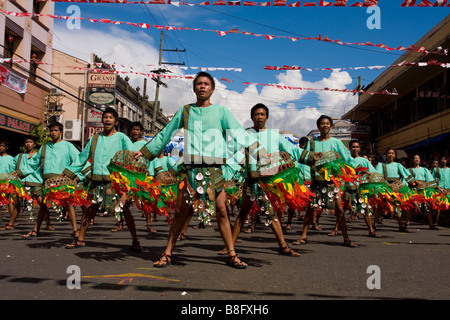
[52,1,450,136]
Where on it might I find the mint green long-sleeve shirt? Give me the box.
[140,104,266,166]
[432,167,450,189]
[17,141,79,180]
[409,166,437,187]
[63,132,135,182]
[0,155,15,174]
[375,161,416,184]
[307,136,352,180]
[13,152,43,186]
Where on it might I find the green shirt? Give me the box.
[140,104,266,165]
[307,136,352,180]
[0,154,15,174]
[409,166,437,187]
[64,132,135,182]
[432,167,450,189]
[13,152,42,186]
[375,161,415,184]
[148,156,176,176]
[18,141,80,180]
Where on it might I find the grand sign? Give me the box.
[87,72,116,88]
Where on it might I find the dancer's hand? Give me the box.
[133,151,143,159]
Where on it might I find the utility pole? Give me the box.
[151,31,186,134]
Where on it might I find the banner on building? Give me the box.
[0,65,28,94]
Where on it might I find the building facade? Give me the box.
[51,50,170,149]
[0,0,54,155]
[342,15,450,164]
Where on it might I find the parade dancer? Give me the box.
[432,156,450,218]
[222,103,319,257]
[134,72,267,269]
[373,148,417,232]
[19,122,79,237]
[294,115,358,247]
[0,136,41,230]
[343,140,380,237]
[408,154,440,229]
[63,108,142,251]
[0,137,17,230]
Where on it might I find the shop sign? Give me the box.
[0,113,36,134]
[87,72,116,88]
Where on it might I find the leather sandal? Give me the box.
[154,253,172,268]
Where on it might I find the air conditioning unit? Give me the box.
[64,119,82,141]
[50,88,61,95]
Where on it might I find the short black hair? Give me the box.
[0,136,9,148]
[251,103,269,118]
[49,121,63,132]
[316,115,333,128]
[299,136,309,145]
[24,135,37,143]
[349,139,360,147]
[102,107,119,121]
[130,122,143,131]
[193,71,215,90]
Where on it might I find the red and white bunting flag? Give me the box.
[213,0,226,4]
[86,18,98,23]
[217,31,228,36]
[362,0,378,6]
[274,0,287,5]
[400,0,416,5]
[319,1,332,6]
[288,1,301,6]
[154,25,164,29]
[99,19,111,23]
[303,1,316,6]
[433,0,447,5]
[264,35,275,40]
[165,26,176,30]
[112,21,124,24]
[228,29,239,33]
[417,0,433,5]
[139,23,151,28]
[228,1,241,5]
[126,22,138,27]
[348,1,363,6]
[259,1,271,5]
[243,1,257,4]
[197,1,211,4]
[334,0,348,5]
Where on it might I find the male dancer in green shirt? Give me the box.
[20,122,79,237]
[223,103,319,257]
[63,108,141,251]
[134,72,267,268]
[0,135,42,231]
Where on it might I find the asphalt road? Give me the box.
[1,205,449,309]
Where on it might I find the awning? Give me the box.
[404,132,450,151]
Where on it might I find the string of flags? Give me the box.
[264,59,450,71]
[2,57,448,77]
[242,82,399,96]
[1,9,448,56]
[33,0,450,8]
[0,58,399,95]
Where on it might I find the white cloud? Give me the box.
[53,25,357,136]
